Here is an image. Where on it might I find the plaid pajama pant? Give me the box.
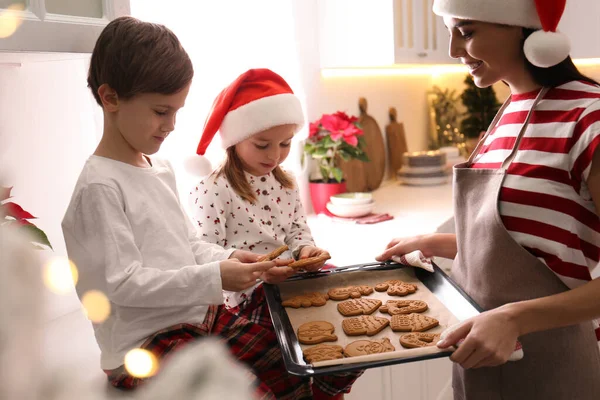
[105,287,363,399]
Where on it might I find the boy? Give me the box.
[62,17,292,398]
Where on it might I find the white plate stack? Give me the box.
[326,193,375,218]
[397,150,448,186]
[439,146,466,170]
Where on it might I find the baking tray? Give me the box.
[263,261,482,377]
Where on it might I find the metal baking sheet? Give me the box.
[263,261,482,377]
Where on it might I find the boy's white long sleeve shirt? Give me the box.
[62,156,234,369]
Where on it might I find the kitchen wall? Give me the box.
[0,53,102,322]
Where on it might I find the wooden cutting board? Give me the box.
[385,107,408,178]
[339,98,386,192]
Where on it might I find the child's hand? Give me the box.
[229,249,261,263]
[219,259,275,292]
[259,265,296,284]
[298,246,330,272]
[230,249,293,267]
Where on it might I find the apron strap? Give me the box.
[467,87,550,170]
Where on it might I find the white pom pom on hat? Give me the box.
[524,30,570,68]
[183,155,213,178]
[433,0,571,68]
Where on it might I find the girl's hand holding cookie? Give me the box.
[231,249,293,267]
[297,246,330,272]
[219,259,276,291]
[230,249,294,284]
[259,265,295,284]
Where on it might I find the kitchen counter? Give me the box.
[307,179,455,269]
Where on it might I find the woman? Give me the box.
[377,0,600,398]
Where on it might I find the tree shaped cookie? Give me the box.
[338,298,382,316]
[297,321,338,344]
[282,292,329,308]
[375,280,418,296]
[379,300,428,315]
[399,332,441,349]
[328,285,374,300]
[289,253,331,269]
[390,313,439,332]
[257,245,289,261]
[342,315,390,336]
[303,344,344,363]
[344,338,396,357]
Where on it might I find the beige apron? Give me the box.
[451,88,600,399]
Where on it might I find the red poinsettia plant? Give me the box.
[304,111,369,183]
[1,186,52,249]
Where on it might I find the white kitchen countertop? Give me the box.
[307,179,455,268]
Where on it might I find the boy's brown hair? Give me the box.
[88,16,193,106]
[216,147,295,204]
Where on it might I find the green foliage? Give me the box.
[460,75,501,139]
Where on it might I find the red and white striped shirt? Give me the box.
[471,80,600,340]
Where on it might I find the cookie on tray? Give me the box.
[344,338,396,357]
[379,300,428,315]
[297,321,338,345]
[303,344,344,363]
[399,332,441,348]
[337,298,382,316]
[282,292,329,308]
[375,280,418,296]
[342,315,390,336]
[328,285,374,301]
[390,313,439,332]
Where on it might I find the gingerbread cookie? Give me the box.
[328,285,374,301]
[344,338,395,357]
[375,280,418,296]
[399,332,441,349]
[390,313,439,332]
[342,315,390,336]
[257,245,289,261]
[303,344,344,363]
[338,298,382,316]
[282,292,329,308]
[288,253,331,269]
[379,300,428,315]
[297,321,338,344]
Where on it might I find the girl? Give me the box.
[378,1,600,399]
[188,69,362,400]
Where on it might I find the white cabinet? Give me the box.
[394,0,452,64]
[0,0,130,53]
[559,0,600,60]
[317,0,454,68]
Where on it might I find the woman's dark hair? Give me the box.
[523,28,599,88]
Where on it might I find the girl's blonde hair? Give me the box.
[215,147,295,204]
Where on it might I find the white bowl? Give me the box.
[326,201,375,218]
[329,192,373,206]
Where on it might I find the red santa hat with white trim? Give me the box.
[184,68,305,176]
[433,0,571,68]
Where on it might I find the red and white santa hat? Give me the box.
[433,0,571,68]
[185,69,304,176]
